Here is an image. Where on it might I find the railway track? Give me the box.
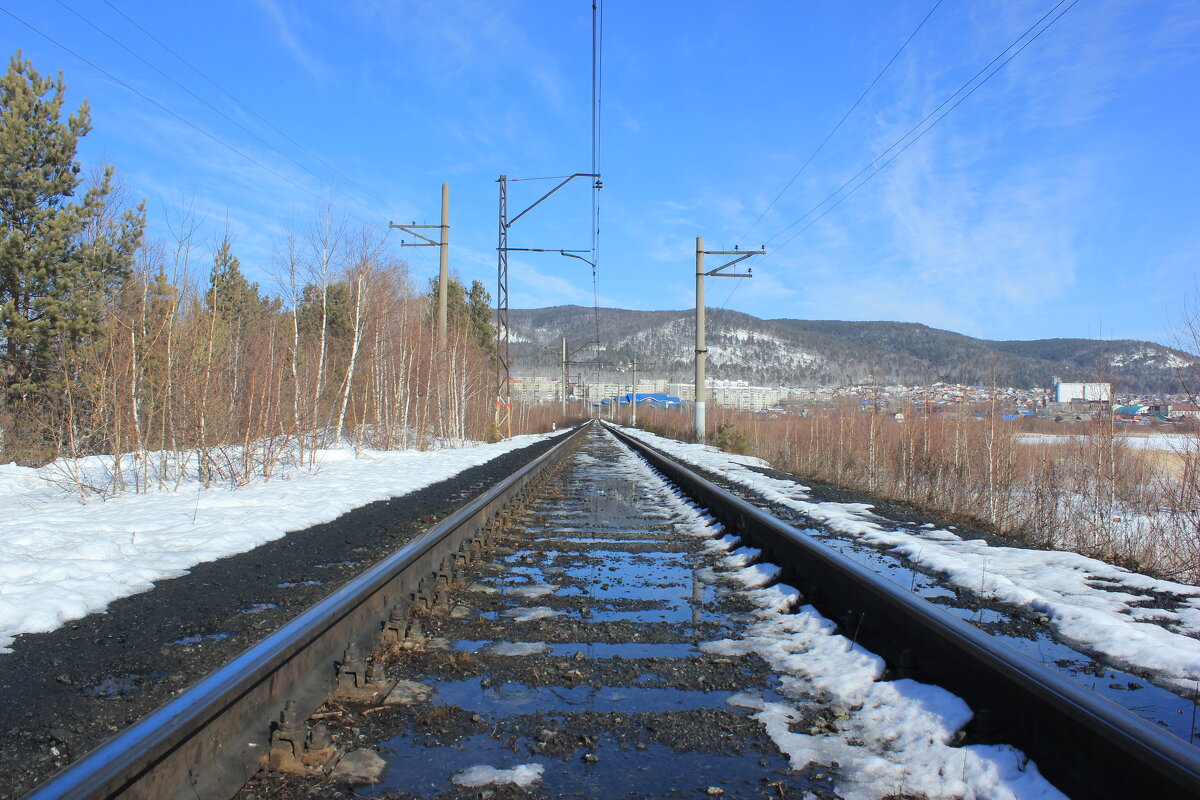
[21,421,1200,799]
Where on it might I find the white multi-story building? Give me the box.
[508,376,562,404]
[706,379,789,411]
[513,375,796,412]
[1054,381,1111,403]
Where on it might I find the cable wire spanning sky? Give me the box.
[2,0,1197,346]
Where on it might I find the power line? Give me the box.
[0,6,380,229]
[761,0,1079,259]
[590,0,604,387]
[737,0,944,247]
[98,0,391,217]
[56,0,387,223]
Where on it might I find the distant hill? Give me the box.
[506,306,1191,395]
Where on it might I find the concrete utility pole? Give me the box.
[694,236,764,444]
[631,358,638,428]
[390,183,450,351]
[561,337,568,417]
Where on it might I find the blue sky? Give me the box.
[3,0,1197,346]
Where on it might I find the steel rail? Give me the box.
[23,422,591,800]
[606,423,1200,800]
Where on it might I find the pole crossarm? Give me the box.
[568,340,600,359]
[495,172,601,438]
[506,173,601,228]
[500,248,591,257]
[388,222,445,247]
[700,247,764,277]
[391,184,452,351]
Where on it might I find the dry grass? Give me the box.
[635,405,1200,583]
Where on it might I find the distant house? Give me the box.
[1169,404,1200,420]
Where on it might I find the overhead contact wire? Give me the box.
[0,6,379,228]
[99,0,392,216]
[738,0,945,247]
[761,0,1077,256]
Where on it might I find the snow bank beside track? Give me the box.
[0,432,564,651]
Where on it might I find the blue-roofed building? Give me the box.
[600,392,681,408]
[1114,405,1148,417]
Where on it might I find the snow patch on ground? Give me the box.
[500,606,562,622]
[484,642,553,656]
[722,546,761,568]
[1017,432,1193,452]
[0,431,564,651]
[619,426,1200,694]
[508,583,558,598]
[450,763,544,787]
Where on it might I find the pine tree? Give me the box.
[0,51,145,415]
[466,279,496,356]
[298,280,352,345]
[427,276,495,355]
[204,238,276,320]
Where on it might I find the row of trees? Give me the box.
[1,51,507,484]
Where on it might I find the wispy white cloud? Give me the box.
[252,0,329,85]
[752,0,1185,336]
[108,97,405,292]
[349,0,568,112]
[508,260,619,310]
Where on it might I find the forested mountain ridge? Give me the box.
[507,306,1191,394]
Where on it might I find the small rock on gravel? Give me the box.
[332,748,386,784]
[384,679,433,705]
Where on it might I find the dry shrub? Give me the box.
[636,404,1198,583]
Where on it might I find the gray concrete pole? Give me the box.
[561,337,567,418]
[437,183,450,352]
[631,358,638,428]
[695,236,706,444]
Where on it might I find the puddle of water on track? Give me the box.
[170,631,231,646]
[86,672,166,698]
[372,732,798,799]
[236,602,281,614]
[376,430,806,796]
[531,536,669,545]
[452,640,699,659]
[433,679,734,715]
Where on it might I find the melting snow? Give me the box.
[611,427,1065,799]
[618,426,1200,694]
[451,763,544,787]
[0,432,565,651]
